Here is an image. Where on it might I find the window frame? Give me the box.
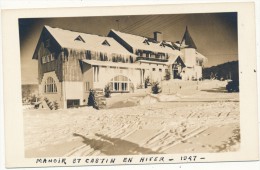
[42,53,55,64]
[85,81,90,92]
[110,75,131,92]
[44,77,57,94]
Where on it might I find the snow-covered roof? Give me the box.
[81,59,150,69]
[44,26,134,56]
[109,29,183,56]
[167,55,184,65]
[180,26,197,49]
[195,51,207,61]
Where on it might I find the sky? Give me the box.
[19,13,238,84]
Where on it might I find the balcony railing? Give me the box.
[136,57,168,62]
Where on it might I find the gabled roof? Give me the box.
[43,25,133,56]
[108,29,182,56]
[167,55,185,66]
[180,26,197,49]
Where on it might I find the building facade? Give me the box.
[108,30,185,82]
[178,26,207,80]
[32,25,206,108]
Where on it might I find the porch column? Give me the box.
[127,78,130,91]
[94,66,98,82]
[97,66,99,82]
[140,69,142,84]
[93,66,95,82]
[112,78,115,91]
[62,82,67,109]
[171,65,174,80]
[142,69,145,85]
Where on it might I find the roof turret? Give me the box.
[180,26,197,49]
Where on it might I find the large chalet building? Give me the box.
[32,25,207,108]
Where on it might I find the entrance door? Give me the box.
[173,69,178,79]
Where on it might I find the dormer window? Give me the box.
[74,35,85,43]
[143,39,150,45]
[160,42,165,47]
[102,40,110,46]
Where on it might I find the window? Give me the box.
[160,42,165,47]
[150,53,155,58]
[102,40,110,46]
[42,56,46,64]
[50,54,55,61]
[93,66,99,82]
[74,35,85,43]
[46,55,50,62]
[67,100,80,108]
[110,75,131,92]
[42,53,55,64]
[85,82,90,91]
[143,39,150,45]
[152,68,156,71]
[44,77,57,93]
[196,57,203,66]
[159,68,162,72]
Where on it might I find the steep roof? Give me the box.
[180,26,197,49]
[109,29,182,56]
[44,25,134,56]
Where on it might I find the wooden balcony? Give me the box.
[136,57,168,62]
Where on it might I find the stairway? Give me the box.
[92,88,107,109]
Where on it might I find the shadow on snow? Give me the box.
[73,133,161,155]
[201,87,229,93]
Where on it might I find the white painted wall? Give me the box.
[40,71,63,108]
[63,81,84,103]
[139,63,168,82]
[82,65,146,91]
[181,66,203,80]
[182,67,194,80]
[194,65,203,79]
[180,48,203,80]
[181,48,197,68]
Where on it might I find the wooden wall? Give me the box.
[37,28,63,84]
[62,49,85,81]
[37,43,63,84]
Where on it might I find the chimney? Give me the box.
[154,31,163,42]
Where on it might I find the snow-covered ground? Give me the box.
[24,80,240,157]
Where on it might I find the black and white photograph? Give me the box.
[1,2,259,168]
[20,12,240,157]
